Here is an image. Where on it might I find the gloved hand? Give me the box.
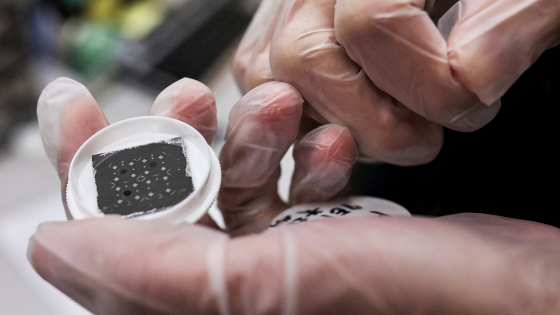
[36,77,358,229]
[31,76,359,310]
[28,79,560,315]
[218,82,359,235]
[29,211,560,314]
[234,0,560,165]
[30,78,560,314]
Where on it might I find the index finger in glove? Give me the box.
[28,218,293,315]
[269,0,444,165]
[28,218,230,315]
[218,82,303,235]
[290,124,359,204]
[29,214,560,315]
[37,78,109,217]
[149,78,218,144]
[38,78,109,182]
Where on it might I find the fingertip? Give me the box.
[174,80,216,119]
[31,221,61,243]
[329,127,359,166]
[227,82,303,140]
[27,223,47,266]
[379,127,444,166]
[28,218,229,315]
[38,78,108,181]
[37,77,93,118]
[290,125,358,203]
[150,78,218,144]
[39,77,90,101]
[150,78,215,116]
[29,219,121,261]
[38,77,97,166]
[299,124,359,165]
[294,124,358,173]
[250,82,304,118]
[442,100,501,132]
[28,221,73,274]
[357,106,445,166]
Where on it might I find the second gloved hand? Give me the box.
[234,0,560,165]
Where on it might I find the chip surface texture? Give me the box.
[92,137,194,217]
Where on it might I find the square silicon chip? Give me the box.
[92,137,194,217]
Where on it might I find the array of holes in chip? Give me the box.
[92,137,194,217]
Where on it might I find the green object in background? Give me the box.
[66,21,120,76]
[59,0,171,75]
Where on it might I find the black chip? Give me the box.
[92,137,194,217]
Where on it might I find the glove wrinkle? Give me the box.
[29,220,179,315]
[447,0,560,105]
[335,0,502,131]
[207,236,231,315]
[271,0,444,164]
[219,83,303,234]
[437,1,460,41]
[281,226,299,315]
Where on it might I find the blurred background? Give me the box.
[1,0,262,146]
[0,0,294,313]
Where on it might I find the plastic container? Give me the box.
[66,116,221,224]
[269,196,410,228]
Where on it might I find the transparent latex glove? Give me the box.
[218,81,359,236]
[37,77,218,219]
[28,212,560,314]
[30,79,560,315]
[234,0,559,164]
[333,0,559,118]
[234,0,444,166]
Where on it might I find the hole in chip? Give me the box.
[150,162,157,167]
[124,190,132,196]
[120,169,127,174]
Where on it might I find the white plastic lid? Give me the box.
[269,196,410,228]
[66,116,221,224]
